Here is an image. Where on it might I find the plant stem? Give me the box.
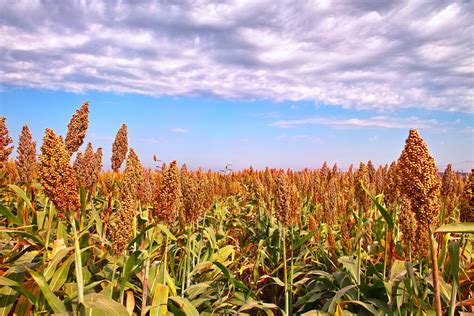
[110,260,117,299]
[429,227,442,316]
[103,194,112,239]
[282,226,289,316]
[356,207,362,300]
[141,256,150,316]
[71,214,84,310]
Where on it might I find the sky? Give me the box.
[0,0,473,171]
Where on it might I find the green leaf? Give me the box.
[64,281,106,304]
[1,229,45,247]
[50,254,74,292]
[294,230,318,250]
[8,184,33,212]
[338,256,358,283]
[0,273,21,316]
[150,283,169,316]
[156,224,177,241]
[213,261,251,294]
[183,282,210,300]
[327,285,357,314]
[361,183,394,229]
[127,224,154,249]
[0,276,36,306]
[83,293,129,316]
[26,267,66,314]
[301,311,330,316]
[258,275,285,287]
[213,245,235,263]
[390,260,407,282]
[436,223,474,233]
[0,203,22,226]
[169,296,199,316]
[120,250,141,300]
[44,246,71,282]
[448,240,460,287]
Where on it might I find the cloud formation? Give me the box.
[171,128,189,133]
[271,115,439,129]
[1,0,472,111]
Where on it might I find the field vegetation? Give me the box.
[0,102,472,315]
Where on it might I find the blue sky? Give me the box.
[1,87,472,171]
[0,1,473,171]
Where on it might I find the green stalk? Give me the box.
[42,201,55,272]
[428,227,442,316]
[141,256,150,316]
[383,226,388,281]
[71,214,84,310]
[109,260,117,299]
[141,208,150,316]
[289,227,294,314]
[162,235,169,285]
[183,227,191,293]
[356,207,362,300]
[282,226,289,316]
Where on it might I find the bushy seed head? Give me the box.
[73,143,102,194]
[110,148,143,255]
[441,164,456,199]
[384,161,400,205]
[16,125,37,184]
[273,172,299,227]
[397,129,440,255]
[397,129,440,229]
[0,117,13,169]
[138,168,155,205]
[179,165,201,226]
[459,169,473,223]
[65,102,89,155]
[111,124,128,172]
[153,160,180,225]
[39,128,80,212]
[355,162,370,211]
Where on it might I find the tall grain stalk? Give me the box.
[356,207,363,300]
[429,227,442,315]
[281,226,289,316]
[71,215,84,311]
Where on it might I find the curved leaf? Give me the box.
[169,296,199,316]
[83,293,129,316]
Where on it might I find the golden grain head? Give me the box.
[111,124,128,171]
[397,129,441,229]
[39,128,80,212]
[16,124,37,184]
[0,116,14,169]
[65,102,89,155]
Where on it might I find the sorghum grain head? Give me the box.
[459,169,473,223]
[110,148,143,255]
[441,164,456,200]
[273,171,299,227]
[39,128,80,213]
[153,160,181,225]
[65,102,89,155]
[16,125,37,184]
[111,124,128,172]
[397,129,441,230]
[0,117,13,169]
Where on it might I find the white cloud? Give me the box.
[0,0,472,112]
[276,134,322,143]
[271,115,438,129]
[249,111,280,119]
[171,128,189,133]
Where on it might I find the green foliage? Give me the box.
[0,177,470,315]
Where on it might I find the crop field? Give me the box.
[0,102,472,315]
